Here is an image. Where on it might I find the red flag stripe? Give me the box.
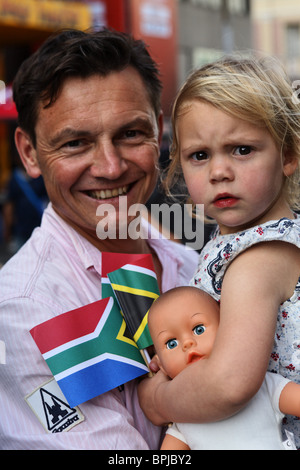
[30,298,110,354]
[101,252,154,277]
[101,252,134,277]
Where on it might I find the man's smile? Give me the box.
[86,184,130,200]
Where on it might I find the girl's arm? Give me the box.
[138,241,300,425]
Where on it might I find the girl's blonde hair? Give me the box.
[165,54,300,212]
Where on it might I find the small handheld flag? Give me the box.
[30,297,148,407]
[107,254,160,350]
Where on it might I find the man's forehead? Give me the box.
[35,73,157,138]
[41,68,149,104]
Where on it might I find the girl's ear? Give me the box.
[14,127,42,179]
[283,151,298,177]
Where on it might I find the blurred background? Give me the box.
[0,0,299,264]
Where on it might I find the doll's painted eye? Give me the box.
[166,339,178,350]
[193,325,206,336]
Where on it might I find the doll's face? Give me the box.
[149,288,220,379]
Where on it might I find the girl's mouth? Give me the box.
[213,193,239,208]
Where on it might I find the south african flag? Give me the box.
[30,297,148,407]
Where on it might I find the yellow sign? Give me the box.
[0,0,92,31]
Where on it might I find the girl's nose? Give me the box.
[209,155,234,183]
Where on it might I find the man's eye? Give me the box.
[64,140,82,148]
[125,130,141,138]
[234,146,252,156]
[166,339,178,350]
[190,151,208,161]
[193,325,206,336]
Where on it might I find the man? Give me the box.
[0,29,198,449]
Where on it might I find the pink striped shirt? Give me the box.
[0,204,198,450]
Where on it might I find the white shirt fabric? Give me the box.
[167,372,291,450]
[0,203,198,450]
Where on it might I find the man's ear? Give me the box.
[14,127,41,179]
[283,150,298,177]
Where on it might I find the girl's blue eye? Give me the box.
[193,325,206,336]
[166,339,178,350]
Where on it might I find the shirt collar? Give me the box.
[41,204,102,274]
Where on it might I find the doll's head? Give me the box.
[148,286,220,379]
[166,55,300,212]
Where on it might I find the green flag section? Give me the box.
[107,257,160,350]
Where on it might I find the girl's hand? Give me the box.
[138,369,171,426]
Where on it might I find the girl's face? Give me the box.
[178,100,296,234]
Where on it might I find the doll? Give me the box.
[148,286,298,450]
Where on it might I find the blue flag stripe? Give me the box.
[57,357,149,407]
[54,352,148,381]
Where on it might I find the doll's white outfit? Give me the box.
[190,217,300,448]
[167,372,294,450]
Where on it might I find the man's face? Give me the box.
[18,67,162,242]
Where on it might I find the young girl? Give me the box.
[138,55,300,447]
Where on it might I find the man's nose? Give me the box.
[90,141,128,179]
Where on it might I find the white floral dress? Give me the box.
[190,217,300,448]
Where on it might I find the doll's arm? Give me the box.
[279,381,300,417]
[160,433,190,450]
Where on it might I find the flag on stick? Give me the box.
[30,297,148,407]
[107,254,160,351]
[101,252,141,347]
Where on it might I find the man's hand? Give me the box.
[138,370,171,426]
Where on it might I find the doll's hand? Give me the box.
[138,369,171,426]
[149,354,160,373]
